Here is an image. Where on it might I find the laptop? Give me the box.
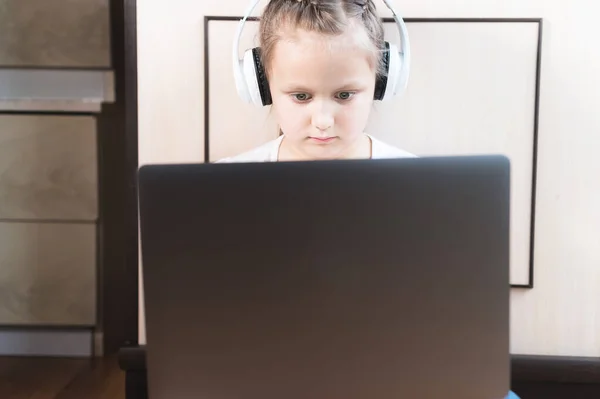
[138,156,511,399]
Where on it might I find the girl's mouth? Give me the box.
[309,137,336,144]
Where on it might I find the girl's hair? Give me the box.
[259,0,386,77]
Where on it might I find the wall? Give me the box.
[136,0,600,357]
[0,0,113,356]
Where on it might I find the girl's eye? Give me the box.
[336,91,355,100]
[292,93,311,102]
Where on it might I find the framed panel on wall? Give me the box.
[204,16,543,288]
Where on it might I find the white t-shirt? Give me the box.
[217,134,416,163]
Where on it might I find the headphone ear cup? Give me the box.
[242,48,272,106]
[374,42,404,102]
[386,42,404,98]
[374,42,391,101]
[252,48,273,106]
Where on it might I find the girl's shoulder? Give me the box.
[216,136,283,163]
[368,134,417,159]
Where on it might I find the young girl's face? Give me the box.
[268,26,377,160]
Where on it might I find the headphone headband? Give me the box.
[233,0,411,104]
[380,0,411,94]
[232,0,264,103]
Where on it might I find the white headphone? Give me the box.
[232,0,411,107]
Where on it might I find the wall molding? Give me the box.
[118,345,600,398]
[512,354,600,384]
[204,16,543,288]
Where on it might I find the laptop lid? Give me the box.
[138,156,511,399]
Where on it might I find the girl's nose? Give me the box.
[311,104,334,131]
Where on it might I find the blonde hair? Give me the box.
[259,0,386,78]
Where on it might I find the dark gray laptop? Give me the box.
[138,156,511,399]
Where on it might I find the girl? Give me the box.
[219,0,416,163]
[220,1,520,398]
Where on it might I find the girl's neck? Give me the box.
[277,133,372,161]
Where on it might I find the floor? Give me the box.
[0,355,125,399]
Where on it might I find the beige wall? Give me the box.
[137,0,600,357]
